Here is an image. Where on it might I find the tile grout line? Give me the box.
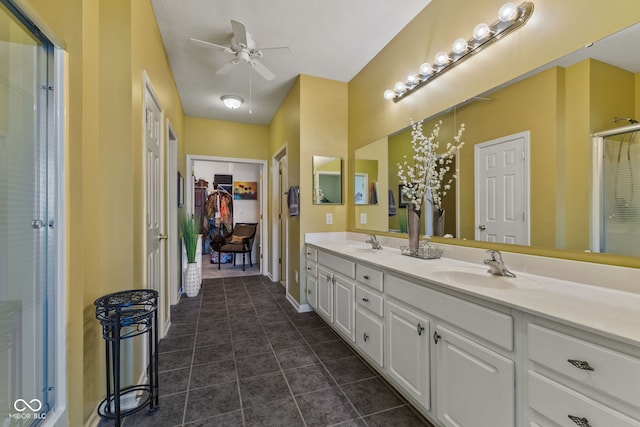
[224,277,248,427]
[180,289,204,426]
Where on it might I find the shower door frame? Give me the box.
[591,122,640,253]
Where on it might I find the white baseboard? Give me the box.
[286,292,313,313]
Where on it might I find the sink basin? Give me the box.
[430,267,537,289]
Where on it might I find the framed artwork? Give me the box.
[219,184,232,194]
[178,172,184,207]
[233,181,258,200]
[398,184,411,208]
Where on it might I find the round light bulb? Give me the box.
[407,74,417,85]
[451,38,468,55]
[434,51,450,67]
[394,81,407,93]
[473,23,491,40]
[419,63,433,76]
[383,89,395,100]
[498,2,518,22]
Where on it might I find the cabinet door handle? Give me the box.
[568,415,591,427]
[325,275,332,283]
[363,275,369,280]
[433,331,441,343]
[361,298,369,302]
[307,267,311,271]
[567,359,595,371]
[363,332,369,342]
[307,289,312,295]
[416,323,425,336]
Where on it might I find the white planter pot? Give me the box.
[184,262,200,297]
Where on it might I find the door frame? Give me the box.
[143,72,166,334]
[474,131,530,245]
[165,120,179,311]
[185,154,268,276]
[272,144,288,283]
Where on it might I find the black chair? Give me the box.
[211,223,258,271]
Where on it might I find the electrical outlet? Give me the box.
[360,213,367,224]
[326,213,333,225]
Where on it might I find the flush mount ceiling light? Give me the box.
[384,1,534,102]
[221,95,244,109]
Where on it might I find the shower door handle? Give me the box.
[478,225,486,231]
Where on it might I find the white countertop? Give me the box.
[305,232,640,348]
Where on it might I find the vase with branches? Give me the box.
[397,119,465,251]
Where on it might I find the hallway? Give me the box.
[109,276,431,426]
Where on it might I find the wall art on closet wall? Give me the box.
[233,181,258,200]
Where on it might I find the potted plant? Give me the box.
[180,213,201,297]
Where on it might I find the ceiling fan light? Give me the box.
[221,95,244,109]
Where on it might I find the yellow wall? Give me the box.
[185,116,270,160]
[22,0,185,424]
[269,78,301,300]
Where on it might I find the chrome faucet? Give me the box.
[483,250,516,277]
[365,234,383,250]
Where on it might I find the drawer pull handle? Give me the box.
[433,331,441,343]
[363,275,369,280]
[568,415,591,427]
[568,359,595,371]
[416,323,425,336]
[361,298,369,302]
[363,332,369,342]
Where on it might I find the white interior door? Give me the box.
[475,131,530,245]
[144,80,165,333]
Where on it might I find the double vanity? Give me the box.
[304,232,640,427]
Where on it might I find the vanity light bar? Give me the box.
[384,2,534,102]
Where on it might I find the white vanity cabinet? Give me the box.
[526,323,640,426]
[434,325,515,427]
[308,248,357,341]
[386,298,432,410]
[355,263,385,367]
[386,272,515,426]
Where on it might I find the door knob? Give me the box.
[478,225,487,231]
[158,234,168,240]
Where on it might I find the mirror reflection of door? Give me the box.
[354,173,368,204]
[475,131,530,245]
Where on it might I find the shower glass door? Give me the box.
[0,1,56,423]
[593,125,640,256]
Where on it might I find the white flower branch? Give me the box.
[397,119,466,211]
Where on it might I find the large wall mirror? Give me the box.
[313,155,343,204]
[355,22,640,257]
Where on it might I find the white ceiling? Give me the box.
[151,0,431,125]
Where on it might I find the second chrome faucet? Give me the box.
[365,234,383,250]
[484,250,516,277]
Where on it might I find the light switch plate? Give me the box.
[326,213,333,225]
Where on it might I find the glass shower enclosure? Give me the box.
[592,123,640,256]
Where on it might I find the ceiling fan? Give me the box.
[188,20,289,82]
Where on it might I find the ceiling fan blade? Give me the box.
[255,46,291,54]
[188,37,232,53]
[216,60,238,75]
[231,20,248,47]
[251,59,276,81]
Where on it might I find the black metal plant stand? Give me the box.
[94,289,159,426]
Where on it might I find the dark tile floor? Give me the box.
[110,276,432,426]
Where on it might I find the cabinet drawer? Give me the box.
[356,307,384,367]
[305,246,318,262]
[528,371,640,427]
[356,285,383,317]
[387,274,513,351]
[356,264,384,291]
[306,261,317,278]
[528,324,640,409]
[318,250,355,279]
